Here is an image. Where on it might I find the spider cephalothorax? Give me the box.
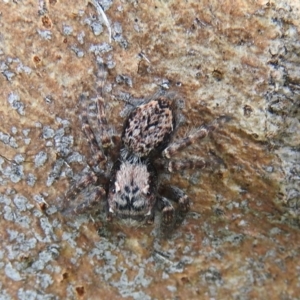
[63,64,224,226]
[107,158,157,223]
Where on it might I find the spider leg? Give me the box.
[167,158,207,173]
[159,185,190,213]
[93,63,115,149]
[96,96,113,148]
[63,186,106,215]
[157,196,175,225]
[80,94,107,167]
[163,116,227,158]
[65,171,98,201]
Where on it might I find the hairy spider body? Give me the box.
[122,98,175,158]
[106,97,176,223]
[107,159,158,222]
[63,64,225,227]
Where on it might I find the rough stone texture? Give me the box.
[0,0,300,299]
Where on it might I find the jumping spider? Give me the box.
[63,64,225,226]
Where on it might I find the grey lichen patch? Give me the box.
[112,22,124,42]
[33,194,48,209]
[269,227,282,235]
[92,240,118,279]
[24,138,31,145]
[3,205,14,222]
[9,163,24,183]
[70,45,85,58]
[90,21,104,36]
[39,217,57,242]
[6,230,37,254]
[201,267,223,287]
[89,42,113,55]
[264,10,300,215]
[0,289,11,300]
[110,266,152,299]
[241,257,272,288]
[46,158,64,187]
[7,93,25,115]
[0,131,18,148]
[66,152,83,164]
[222,232,245,246]
[54,128,73,158]
[28,246,60,273]
[106,57,116,69]
[45,141,53,147]
[1,56,32,80]
[112,22,128,49]
[61,231,80,250]
[98,0,113,11]
[2,69,15,81]
[87,236,158,298]
[37,29,52,40]
[17,289,56,300]
[113,22,123,35]
[11,126,18,135]
[84,14,103,36]
[62,24,73,35]
[13,194,34,211]
[16,62,32,75]
[287,196,300,215]
[167,285,177,293]
[77,31,85,44]
[26,173,37,187]
[42,126,55,140]
[34,151,48,168]
[56,117,71,128]
[276,147,300,216]
[115,74,133,87]
[45,205,58,216]
[13,154,24,164]
[35,122,42,128]
[4,262,23,281]
[0,60,9,73]
[8,210,31,229]
[37,273,54,289]
[114,35,128,49]
[0,193,11,205]
[1,158,24,183]
[22,128,31,137]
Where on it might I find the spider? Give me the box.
[62,63,225,226]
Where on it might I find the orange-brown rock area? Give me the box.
[0,0,299,299]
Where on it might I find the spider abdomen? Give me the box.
[122,98,175,157]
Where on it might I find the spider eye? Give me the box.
[111,188,115,194]
[147,191,151,196]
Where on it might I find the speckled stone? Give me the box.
[0,0,300,299]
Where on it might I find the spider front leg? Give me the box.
[63,186,106,216]
[95,62,116,149]
[65,171,98,201]
[159,185,190,213]
[157,196,175,225]
[163,116,228,158]
[163,125,210,159]
[96,96,114,149]
[80,94,107,169]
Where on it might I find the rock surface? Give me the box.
[0,0,300,299]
